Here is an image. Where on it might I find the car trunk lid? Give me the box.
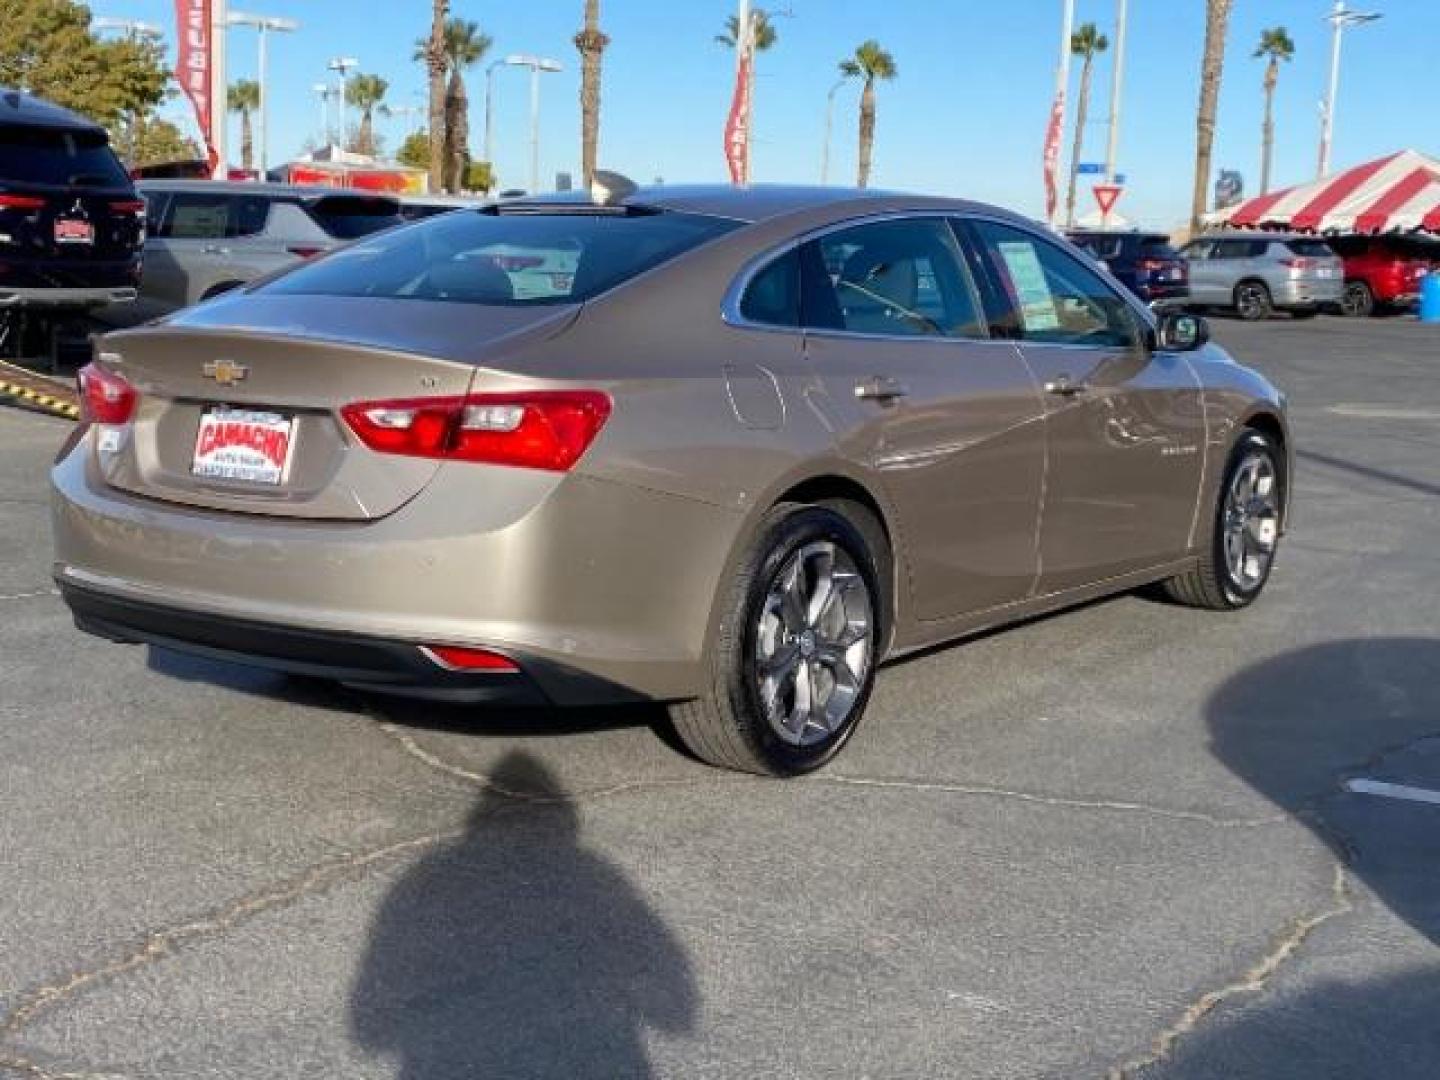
[94,295,579,520]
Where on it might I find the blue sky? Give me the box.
[101,0,1436,229]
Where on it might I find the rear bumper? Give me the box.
[0,286,137,309]
[60,580,556,704]
[1138,283,1190,305]
[1272,279,1343,308]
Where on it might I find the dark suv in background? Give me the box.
[0,89,143,311]
[1067,230,1189,305]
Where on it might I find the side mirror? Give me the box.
[1155,310,1209,352]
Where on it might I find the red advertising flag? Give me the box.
[175,0,217,172]
[1042,91,1065,221]
[723,46,753,185]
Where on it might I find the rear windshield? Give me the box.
[0,124,129,188]
[262,208,742,305]
[305,196,403,239]
[1284,239,1335,258]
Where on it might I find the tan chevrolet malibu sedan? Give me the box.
[52,184,1291,776]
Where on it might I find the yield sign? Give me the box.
[1093,184,1124,215]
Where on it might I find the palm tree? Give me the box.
[346,74,389,158]
[424,0,449,192]
[227,80,260,174]
[1254,27,1295,195]
[839,41,897,189]
[714,9,778,51]
[1192,0,1236,233]
[441,19,491,192]
[1064,23,1109,229]
[574,0,609,189]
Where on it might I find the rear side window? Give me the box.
[0,124,129,188]
[305,196,403,239]
[158,193,271,239]
[261,208,741,306]
[740,248,800,327]
[1284,239,1335,258]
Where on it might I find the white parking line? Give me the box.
[1344,779,1440,807]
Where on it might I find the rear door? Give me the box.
[1180,239,1223,303]
[962,218,1206,593]
[793,216,1047,620]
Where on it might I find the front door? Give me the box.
[792,217,1047,621]
[962,219,1207,594]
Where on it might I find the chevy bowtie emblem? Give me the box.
[203,359,249,386]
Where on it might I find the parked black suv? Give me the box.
[0,89,143,311]
[1067,230,1189,306]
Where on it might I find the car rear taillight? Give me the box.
[422,645,519,672]
[1279,257,1314,270]
[342,390,612,472]
[77,362,139,425]
[0,194,45,211]
[287,245,325,259]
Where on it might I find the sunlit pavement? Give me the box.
[2,317,1437,1079]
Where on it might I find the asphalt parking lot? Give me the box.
[2,316,1438,1079]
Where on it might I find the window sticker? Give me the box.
[996,240,1060,332]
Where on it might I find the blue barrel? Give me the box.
[1421,270,1440,323]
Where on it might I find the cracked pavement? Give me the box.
[2,318,1438,1078]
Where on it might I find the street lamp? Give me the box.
[327,56,359,150]
[93,17,164,38]
[483,58,508,169]
[1318,1,1382,178]
[820,77,847,185]
[227,11,298,175]
[503,54,563,194]
[313,84,338,148]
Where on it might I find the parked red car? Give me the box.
[1326,235,1438,317]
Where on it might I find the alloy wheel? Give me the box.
[1236,283,1271,321]
[753,540,873,747]
[1222,449,1281,593]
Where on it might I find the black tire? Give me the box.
[670,501,885,776]
[1162,430,1284,610]
[1340,280,1375,318]
[1234,280,1273,321]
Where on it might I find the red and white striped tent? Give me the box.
[1210,150,1440,234]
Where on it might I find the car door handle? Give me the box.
[854,376,908,402]
[1044,375,1089,397]
[202,245,231,255]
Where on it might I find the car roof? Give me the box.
[0,88,105,134]
[505,183,1023,227]
[1069,230,1170,241]
[137,179,400,202]
[1201,232,1311,242]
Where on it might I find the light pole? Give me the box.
[327,56,359,150]
[313,84,333,148]
[502,54,562,194]
[1318,1,1381,178]
[227,12,298,176]
[484,59,508,168]
[820,76,847,184]
[1104,0,1128,186]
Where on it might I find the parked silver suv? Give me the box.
[135,181,403,314]
[1179,233,1343,320]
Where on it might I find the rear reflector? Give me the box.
[77,362,139,425]
[0,194,45,211]
[342,390,611,472]
[287,245,325,259]
[109,199,147,214]
[422,645,519,672]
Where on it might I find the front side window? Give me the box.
[261,208,741,306]
[806,218,986,339]
[968,220,1140,349]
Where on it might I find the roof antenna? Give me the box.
[591,170,638,207]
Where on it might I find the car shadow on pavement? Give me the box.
[1206,636,1440,940]
[348,750,699,1079]
[1145,967,1440,1079]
